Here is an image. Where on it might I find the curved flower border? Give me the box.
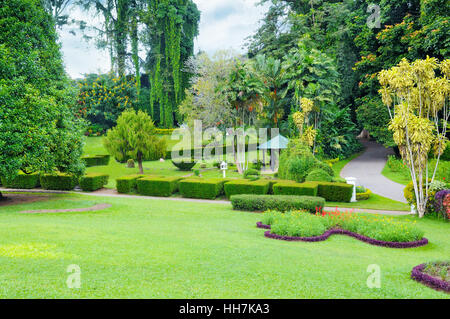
[257,222,428,248]
[411,264,450,293]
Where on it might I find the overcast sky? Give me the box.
[59,0,269,79]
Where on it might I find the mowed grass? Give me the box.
[0,193,448,299]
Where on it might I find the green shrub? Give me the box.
[273,181,318,196]
[332,176,347,183]
[243,168,260,181]
[40,173,78,191]
[171,161,196,171]
[82,155,110,167]
[440,141,450,161]
[179,178,227,199]
[116,174,145,194]
[305,169,332,182]
[356,189,372,201]
[137,176,182,197]
[231,195,325,213]
[127,159,135,168]
[313,182,353,202]
[80,173,109,191]
[224,180,271,198]
[0,172,40,189]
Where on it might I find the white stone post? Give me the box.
[345,177,358,203]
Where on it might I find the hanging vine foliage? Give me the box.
[145,0,200,128]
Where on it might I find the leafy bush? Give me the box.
[314,182,353,202]
[127,159,135,168]
[305,169,332,182]
[179,178,228,199]
[231,195,326,213]
[116,174,145,194]
[40,173,78,191]
[80,173,109,191]
[137,176,182,197]
[172,161,197,171]
[82,155,110,167]
[273,181,318,196]
[356,189,372,201]
[441,141,450,161]
[224,180,271,198]
[0,172,40,189]
[243,168,260,181]
[278,138,334,182]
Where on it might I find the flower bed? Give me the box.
[257,210,428,248]
[411,262,450,293]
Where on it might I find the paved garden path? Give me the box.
[340,140,407,203]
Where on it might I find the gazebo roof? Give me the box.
[258,134,289,150]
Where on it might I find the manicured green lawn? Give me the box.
[0,193,448,298]
[327,194,410,211]
[381,165,411,186]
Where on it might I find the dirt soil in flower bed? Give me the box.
[0,193,54,207]
[411,263,450,293]
[256,222,429,249]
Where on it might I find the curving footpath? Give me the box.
[341,139,407,203]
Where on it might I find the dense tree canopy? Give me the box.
[0,0,85,196]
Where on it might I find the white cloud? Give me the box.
[58,0,269,78]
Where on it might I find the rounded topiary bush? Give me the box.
[244,168,260,181]
[127,159,135,168]
[305,169,332,182]
[171,160,196,171]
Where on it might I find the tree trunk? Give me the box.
[0,191,4,201]
[115,0,128,77]
[137,152,144,174]
[130,0,140,95]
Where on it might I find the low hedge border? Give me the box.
[82,155,110,167]
[80,173,109,192]
[262,227,428,248]
[137,176,183,197]
[231,195,326,213]
[116,174,145,194]
[411,264,450,293]
[224,180,271,198]
[313,182,353,202]
[273,181,318,196]
[179,178,228,199]
[40,173,78,191]
[0,172,40,189]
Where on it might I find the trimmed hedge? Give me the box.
[82,155,110,167]
[273,181,318,196]
[40,173,78,191]
[116,174,145,194]
[224,179,271,198]
[80,173,109,192]
[179,178,228,199]
[137,176,183,197]
[314,182,353,202]
[0,172,40,189]
[231,195,326,213]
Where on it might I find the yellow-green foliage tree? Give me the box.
[292,98,317,149]
[379,57,450,218]
[103,109,167,173]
